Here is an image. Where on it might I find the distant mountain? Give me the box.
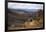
[8,9,43,18]
[8,9,29,14]
[8,9,43,23]
[8,9,39,14]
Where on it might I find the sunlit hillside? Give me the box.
[8,9,43,30]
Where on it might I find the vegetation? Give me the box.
[8,9,43,30]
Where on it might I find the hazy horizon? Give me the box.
[8,2,43,14]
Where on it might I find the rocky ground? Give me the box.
[8,10,43,30]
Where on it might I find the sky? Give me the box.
[8,2,43,9]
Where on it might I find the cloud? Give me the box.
[8,2,43,9]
